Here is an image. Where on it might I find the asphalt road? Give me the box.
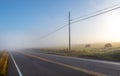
[7,51,95,76]
[7,51,120,76]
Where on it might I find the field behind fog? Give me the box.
[71,42,120,50]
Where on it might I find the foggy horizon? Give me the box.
[1,0,120,50]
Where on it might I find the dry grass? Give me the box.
[0,51,8,76]
[35,48,120,62]
[30,43,120,62]
[50,48,120,61]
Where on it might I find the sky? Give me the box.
[0,0,120,50]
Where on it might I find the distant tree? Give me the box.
[85,44,91,48]
[104,43,112,48]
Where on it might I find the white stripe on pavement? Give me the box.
[10,52,23,76]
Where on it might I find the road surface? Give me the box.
[7,51,120,76]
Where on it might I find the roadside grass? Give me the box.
[0,51,8,76]
[31,46,120,62]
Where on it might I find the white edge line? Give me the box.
[39,52,120,66]
[9,52,23,76]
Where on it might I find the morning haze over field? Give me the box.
[1,0,120,76]
[0,0,120,50]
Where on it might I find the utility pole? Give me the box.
[69,11,71,51]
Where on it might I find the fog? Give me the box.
[0,0,120,50]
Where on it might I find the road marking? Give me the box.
[79,58,120,65]
[20,52,106,76]
[10,52,23,76]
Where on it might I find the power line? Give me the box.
[71,3,120,21]
[28,4,120,43]
[30,24,68,42]
[71,6,120,24]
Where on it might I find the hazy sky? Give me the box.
[0,0,120,49]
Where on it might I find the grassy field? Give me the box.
[31,42,120,62]
[34,48,120,62]
[0,51,8,76]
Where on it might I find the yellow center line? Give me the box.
[19,52,106,76]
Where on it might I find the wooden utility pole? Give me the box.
[69,12,71,51]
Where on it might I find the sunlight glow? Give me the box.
[103,10,120,42]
